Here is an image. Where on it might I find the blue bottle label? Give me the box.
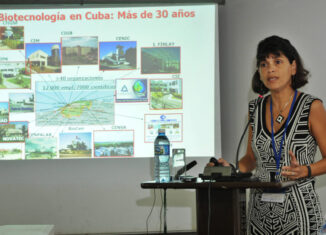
[321,223,326,233]
[155,145,170,155]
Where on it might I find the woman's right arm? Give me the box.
[238,125,256,173]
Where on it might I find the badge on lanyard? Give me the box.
[261,193,285,203]
[261,90,297,203]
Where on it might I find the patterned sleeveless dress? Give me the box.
[247,93,323,234]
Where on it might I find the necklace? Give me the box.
[274,93,294,124]
[270,90,297,176]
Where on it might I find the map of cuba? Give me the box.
[36,80,115,126]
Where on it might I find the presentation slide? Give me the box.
[0,4,219,159]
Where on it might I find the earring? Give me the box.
[292,75,295,86]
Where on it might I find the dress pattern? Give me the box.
[247,93,323,234]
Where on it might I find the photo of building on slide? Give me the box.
[59,133,91,158]
[35,81,115,126]
[141,47,180,74]
[9,93,34,113]
[0,102,9,123]
[150,79,182,109]
[0,62,31,89]
[25,137,57,159]
[99,41,136,70]
[94,130,134,157]
[0,143,22,160]
[0,121,28,143]
[0,26,24,50]
[62,36,98,65]
[25,43,61,73]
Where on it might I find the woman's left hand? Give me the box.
[281,151,308,180]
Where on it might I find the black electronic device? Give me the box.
[180,175,197,182]
[174,160,197,180]
[199,167,252,181]
[209,157,220,166]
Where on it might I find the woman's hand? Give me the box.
[281,151,308,180]
[217,158,231,167]
[206,158,231,167]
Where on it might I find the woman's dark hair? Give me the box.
[252,35,309,94]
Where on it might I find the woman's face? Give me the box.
[258,53,296,92]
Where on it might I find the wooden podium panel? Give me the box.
[196,187,246,234]
[141,180,295,235]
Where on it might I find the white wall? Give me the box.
[1,0,326,234]
[0,157,210,234]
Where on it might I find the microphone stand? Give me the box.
[235,95,263,176]
[198,95,263,181]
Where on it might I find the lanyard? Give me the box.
[270,90,297,175]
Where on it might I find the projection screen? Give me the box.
[0,3,220,159]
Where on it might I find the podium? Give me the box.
[141,180,295,235]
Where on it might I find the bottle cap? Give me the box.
[158,128,165,134]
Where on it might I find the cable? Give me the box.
[207,179,212,235]
[146,188,156,235]
[159,189,164,233]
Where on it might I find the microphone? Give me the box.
[235,95,263,175]
[174,160,197,179]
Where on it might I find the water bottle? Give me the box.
[154,129,170,183]
[320,218,326,234]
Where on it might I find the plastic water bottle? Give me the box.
[320,218,326,234]
[154,129,170,183]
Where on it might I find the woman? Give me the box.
[218,35,326,234]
